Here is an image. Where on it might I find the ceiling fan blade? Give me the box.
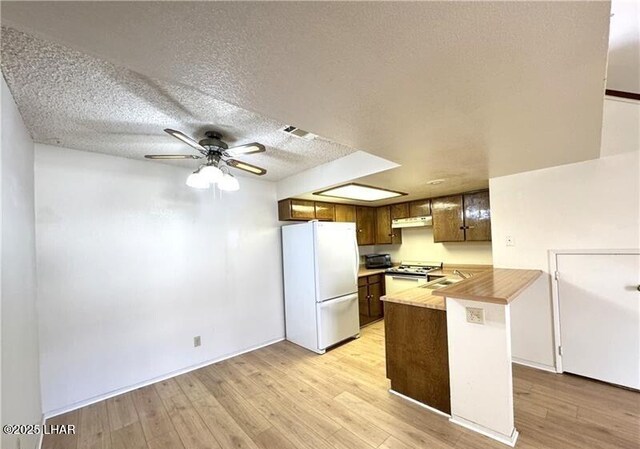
[226,158,267,176]
[144,154,202,159]
[164,128,207,153]
[223,142,265,157]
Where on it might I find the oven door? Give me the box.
[384,274,427,294]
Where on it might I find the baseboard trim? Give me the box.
[512,357,558,373]
[388,389,450,418]
[43,336,285,419]
[449,415,519,447]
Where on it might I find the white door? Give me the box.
[315,222,359,301]
[558,253,640,389]
[317,293,359,350]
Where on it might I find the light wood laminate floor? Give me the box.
[43,321,639,449]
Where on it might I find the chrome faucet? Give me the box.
[453,269,472,280]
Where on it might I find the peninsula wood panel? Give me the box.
[409,199,431,217]
[42,320,640,449]
[334,204,356,223]
[355,206,376,246]
[431,195,465,242]
[463,190,491,241]
[314,202,335,221]
[384,302,450,414]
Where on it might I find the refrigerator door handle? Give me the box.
[353,231,360,280]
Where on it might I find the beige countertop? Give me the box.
[427,264,493,277]
[381,287,446,311]
[433,268,542,305]
[371,264,495,309]
[358,266,392,277]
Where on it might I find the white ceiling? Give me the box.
[0,26,357,181]
[1,1,612,199]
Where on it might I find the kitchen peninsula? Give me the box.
[382,268,542,446]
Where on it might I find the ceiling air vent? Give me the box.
[281,125,317,140]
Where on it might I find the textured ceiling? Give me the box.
[0,1,611,198]
[0,26,356,181]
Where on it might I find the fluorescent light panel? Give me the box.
[315,183,406,202]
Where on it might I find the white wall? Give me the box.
[376,227,493,265]
[35,145,285,414]
[601,98,640,157]
[1,79,42,449]
[490,150,640,369]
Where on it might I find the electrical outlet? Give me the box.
[193,336,201,347]
[466,307,485,324]
[506,236,515,247]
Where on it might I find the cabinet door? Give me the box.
[375,206,392,245]
[463,191,492,241]
[391,203,410,219]
[356,207,376,246]
[358,285,371,326]
[376,206,403,245]
[291,199,316,220]
[315,202,335,221]
[409,199,431,217]
[278,199,316,221]
[368,281,383,320]
[335,204,357,223]
[431,195,465,242]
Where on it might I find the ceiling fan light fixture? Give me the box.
[186,170,209,189]
[199,165,223,184]
[218,173,240,192]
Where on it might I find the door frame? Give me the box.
[548,248,640,374]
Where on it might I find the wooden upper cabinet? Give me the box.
[464,190,491,241]
[334,204,357,223]
[431,195,465,242]
[279,199,316,221]
[375,206,402,245]
[314,202,335,221]
[391,203,410,219]
[356,206,376,246]
[409,199,431,217]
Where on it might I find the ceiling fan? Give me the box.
[145,129,267,191]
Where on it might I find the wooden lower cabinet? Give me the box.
[384,302,451,414]
[358,274,384,326]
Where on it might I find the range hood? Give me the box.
[392,216,432,228]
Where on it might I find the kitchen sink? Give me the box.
[420,277,462,290]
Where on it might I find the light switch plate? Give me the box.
[466,307,485,324]
[193,336,201,347]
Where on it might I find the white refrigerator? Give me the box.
[282,221,360,354]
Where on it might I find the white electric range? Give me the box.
[384,260,443,294]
